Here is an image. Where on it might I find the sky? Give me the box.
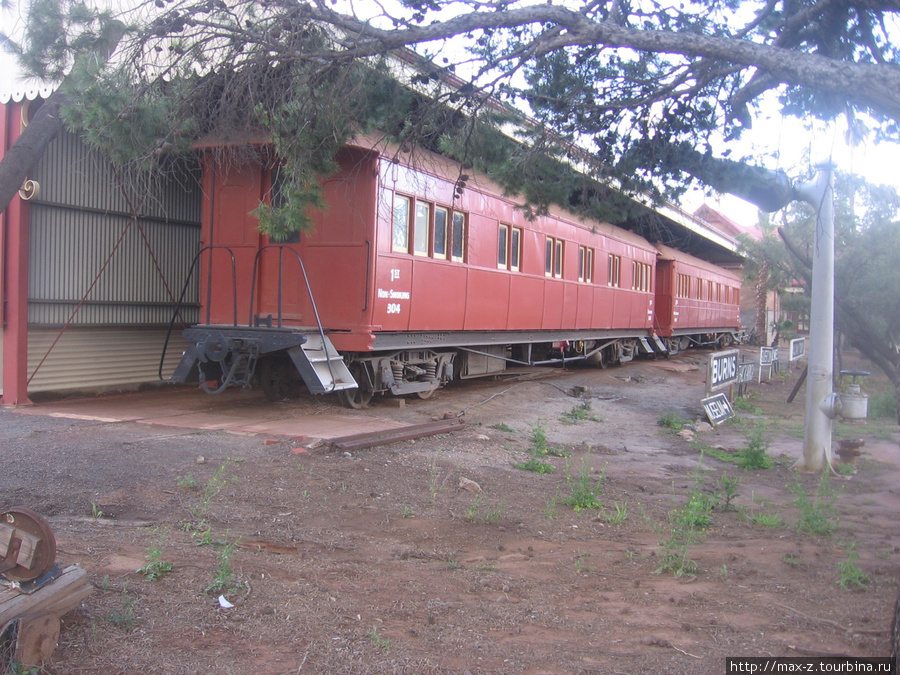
[1,0,898,230]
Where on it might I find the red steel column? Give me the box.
[1,100,33,406]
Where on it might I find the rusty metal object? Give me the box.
[0,508,57,583]
[331,417,465,452]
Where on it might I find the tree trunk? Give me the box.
[0,89,67,216]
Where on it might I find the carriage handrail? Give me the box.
[249,245,337,392]
[158,245,238,381]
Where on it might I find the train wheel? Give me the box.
[720,333,734,348]
[416,385,438,400]
[258,356,291,402]
[338,386,373,409]
[337,362,373,409]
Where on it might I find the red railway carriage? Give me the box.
[168,139,738,405]
[653,244,743,351]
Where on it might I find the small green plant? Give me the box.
[781,553,804,566]
[103,583,136,627]
[368,625,391,649]
[176,473,197,488]
[205,540,241,594]
[657,411,688,430]
[834,462,856,476]
[529,421,549,455]
[464,495,503,523]
[401,505,414,518]
[605,501,628,525]
[657,461,714,578]
[190,459,232,526]
[564,460,604,511]
[732,396,755,412]
[490,422,516,433]
[514,457,555,473]
[574,552,593,573]
[136,528,173,581]
[792,474,839,536]
[91,502,105,520]
[749,512,785,528]
[837,552,870,590]
[737,424,772,470]
[715,472,741,510]
[562,399,602,424]
[544,492,561,520]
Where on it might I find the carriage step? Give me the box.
[287,334,357,394]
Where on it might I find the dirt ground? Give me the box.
[2,347,900,674]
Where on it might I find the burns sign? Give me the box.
[708,349,739,392]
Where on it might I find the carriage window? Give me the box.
[414,201,430,256]
[608,254,621,287]
[676,273,690,298]
[578,246,593,283]
[554,239,563,278]
[545,238,554,276]
[499,224,522,271]
[498,224,509,269]
[392,195,411,253]
[433,207,448,259]
[451,211,466,262]
[632,261,652,292]
[510,227,522,272]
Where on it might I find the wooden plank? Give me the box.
[331,418,465,452]
[0,565,93,627]
[16,613,61,666]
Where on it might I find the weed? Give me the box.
[544,492,561,520]
[529,421,549,455]
[564,460,604,511]
[792,474,839,536]
[401,505,414,518]
[781,553,804,566]
[720,564,729,581]
[205,540,242,594]
[368,625,391,649]
[837,552,871,590]
[606,501,628,525]
[562,399,602,424]
[749,512,785,528]
[104,583,136,627]
[834,462,856,476]
[656,460,714,578]
[191,460,232,524]
[574,552,593,574]
[657,411,688,430]
[737,424,772,470]
[715,472,741,510]
[176,473,197,488]
[514,457,555,473]
[136,528,173,581]
[465,495,503,523]
[91,502,105,520]
[732,396,755,412]
[490,422,516,433]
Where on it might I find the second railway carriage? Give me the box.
[653,244,743,351]
[168,139,741,406]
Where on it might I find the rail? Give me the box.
[158,245,237,381]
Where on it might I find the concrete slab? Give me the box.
[13,387,408,440]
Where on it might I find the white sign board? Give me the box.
[789,337,806,362]
[708,349,739,392]
[702,393,735,426]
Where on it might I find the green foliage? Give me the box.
[368,625,391,649]
[514,457,555,474]
[837,552,871,590]
[464,495,503,523]
[563,459,604,511]
[657,460,714,577]
[490,422,516,433]
[561,399,602,424]
[657,411,688,430]
[868,393,898,420]
[791,474,840,536]
[737,424,772,470]
[205,540,241,594]
[136,527,173,581]
[715,472,741,510]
